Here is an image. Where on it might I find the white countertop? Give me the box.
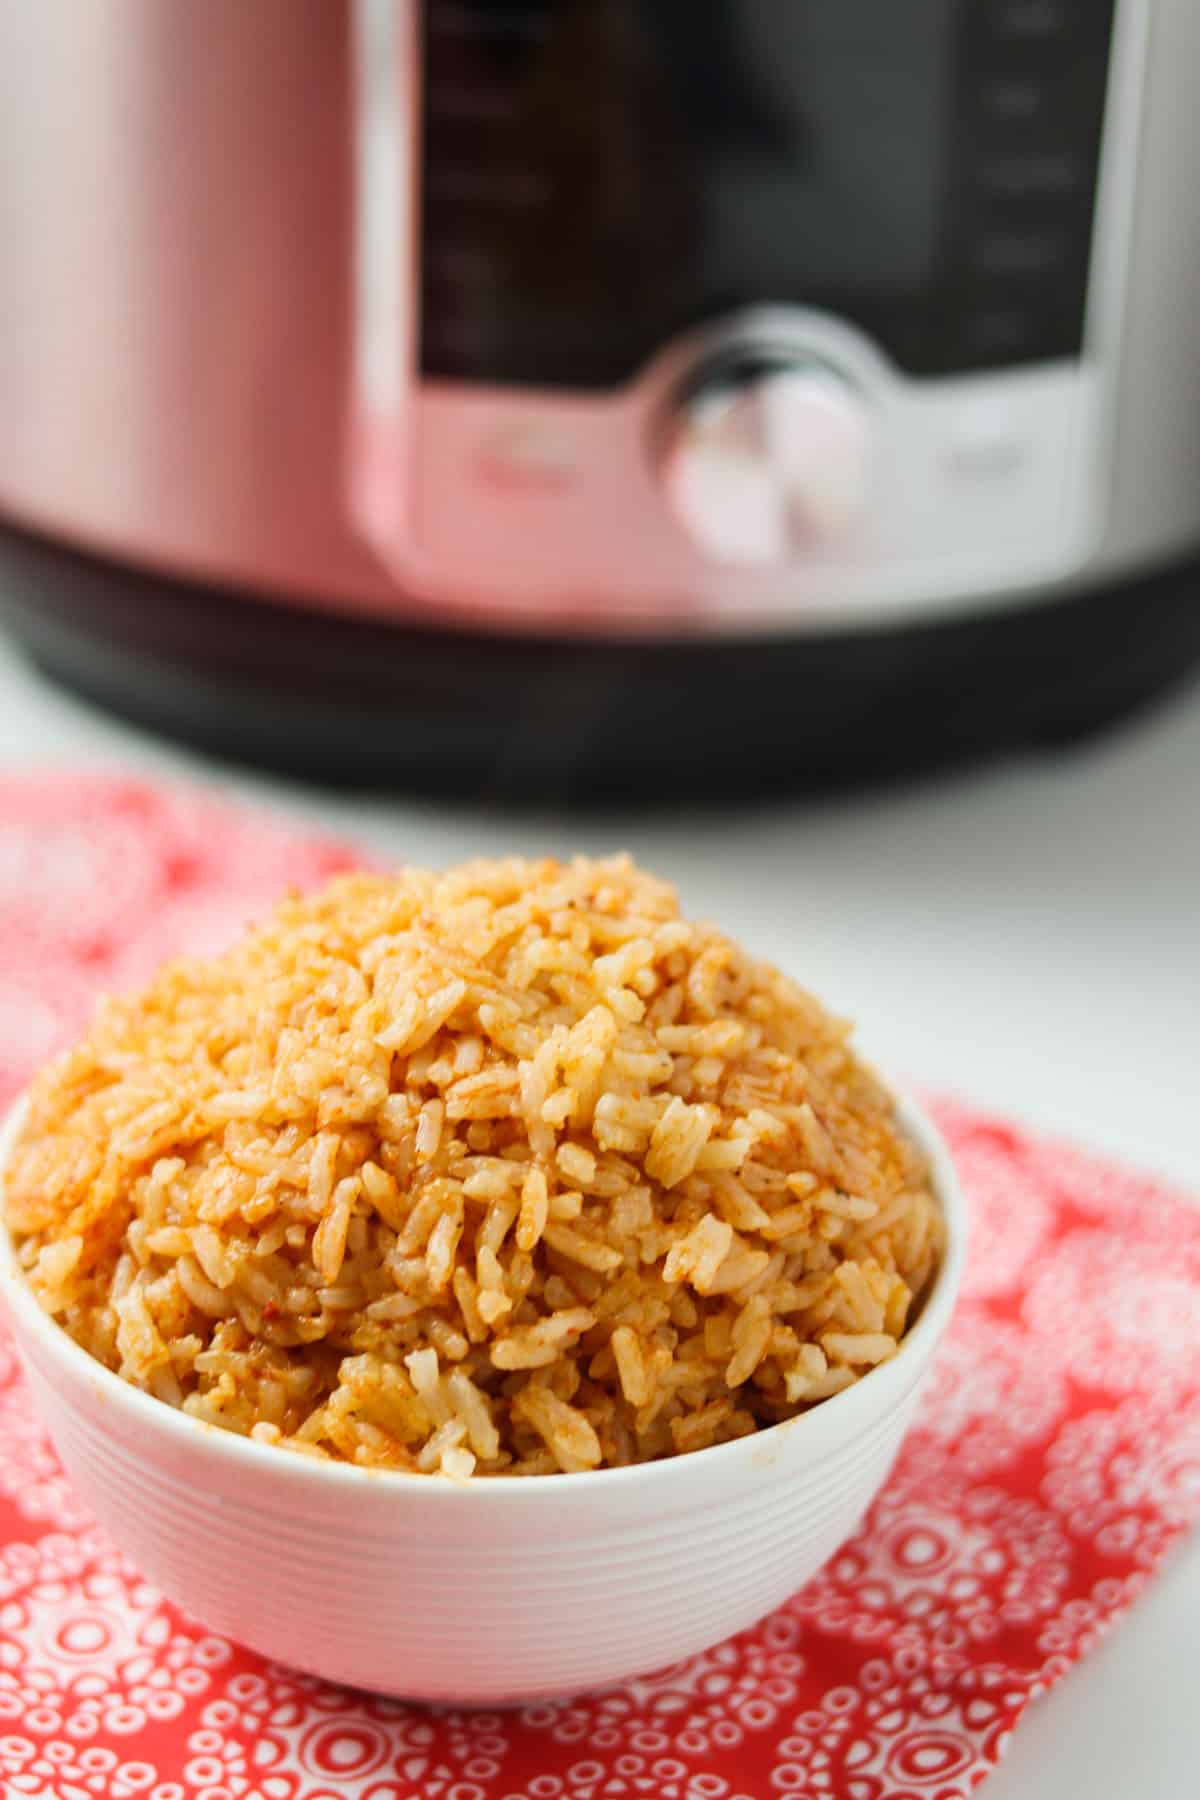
[1,626,1197,1797]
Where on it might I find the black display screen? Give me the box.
[421,1,1115,386]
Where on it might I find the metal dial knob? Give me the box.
[662,355,871,566]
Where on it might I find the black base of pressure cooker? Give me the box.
[2,520,1199,806]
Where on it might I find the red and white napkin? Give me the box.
[0,772,1197,1800]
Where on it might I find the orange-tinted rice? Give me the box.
[3,856,942,1476]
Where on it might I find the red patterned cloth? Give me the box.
[0,772,1197,1800]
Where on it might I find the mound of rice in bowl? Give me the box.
[3,856,942,1477]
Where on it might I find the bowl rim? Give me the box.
[0,1085,967,1500]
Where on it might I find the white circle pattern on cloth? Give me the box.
[0,775,1196,1800]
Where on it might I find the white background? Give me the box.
[0,624,1196,1798]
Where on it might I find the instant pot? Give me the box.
[1,0,1199,799]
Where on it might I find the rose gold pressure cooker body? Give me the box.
[1,1,1199,798]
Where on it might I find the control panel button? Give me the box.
[972,230,1075,277]
[978,76,1054,123]
[478,421,577,489]
[661,358,870,566]
[976,149,1084,198]
[988,1,1073,39]
[941,435,1031,483]
[961,308,1051,358]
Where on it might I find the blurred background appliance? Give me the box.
[1,0,1198,799]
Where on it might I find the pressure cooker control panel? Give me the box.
[420,0,1117,387]
[366,0,1142,625]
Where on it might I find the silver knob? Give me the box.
[661,355,871,566]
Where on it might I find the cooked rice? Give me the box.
[3,855,942,1476]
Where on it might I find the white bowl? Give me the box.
[0,1092,965,1704]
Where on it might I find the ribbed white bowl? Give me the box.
[0,1093,965,1703]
